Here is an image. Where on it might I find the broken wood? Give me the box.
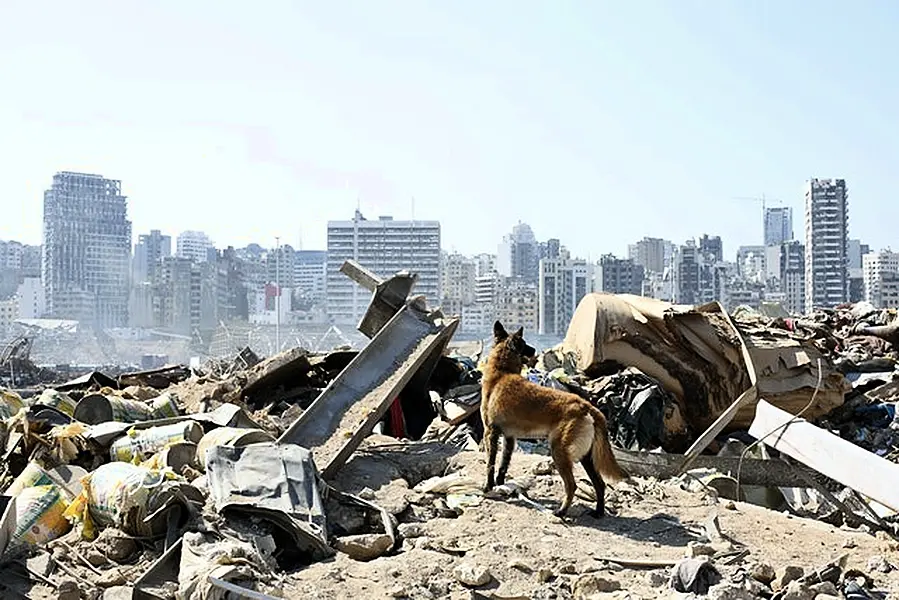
[748,399,899,513]
[612,447,823,488]
[593,556,680,568]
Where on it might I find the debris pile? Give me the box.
[0,268,898,599]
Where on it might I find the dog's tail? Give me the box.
[589,406,629,483]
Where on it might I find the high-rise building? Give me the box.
[42,171,132,328]
[736,246,767,283]
[699,235,724,263]
[440,252,477,318]
[538,250,594,336]
[497,222,539,283]
[474,253,497,278]
[496,279,539,334]
[326,210,440,324]
[863,249,899,308]
[176,230,214,263]
[294,250,328,305]
[133,230,172,284]
[764,207,793,246]
[628,237,672,274]
[595,254,644,296]
[672,238,727,305]
[266,244,296,290]
[16,277,46,319]
[779,240,806,315]
[804,178,849,310]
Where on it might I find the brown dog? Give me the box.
[481,321,628,517]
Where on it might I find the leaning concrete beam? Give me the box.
[278,303,459,479]
[749,399,899,513]
[339,260,383,292]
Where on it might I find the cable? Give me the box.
[735,358,824,501]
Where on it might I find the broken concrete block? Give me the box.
[573,573,621,598]
[780,580,815,600]
[706,583,756,600]
[335,533,393,561]
[452,562,492,587]
[57,581,80,600]
[686,542,716,558]
[866,554,894,573]
[398,523,425,539]
[808,581,839,596]
[772,565,804,591]
[95,528,138,562]
[749,561,776,584]
[102,587,134,600]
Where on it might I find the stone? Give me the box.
[97,569,128,588]
[95,529,138,563]
[646,570,668,588]
[533,459,554,476]
[57,581,80,600]
[537,568,555,583]
[453,563,492,587]
[559,563,578,575]
[867,554,894,573]
[386,585,407,598]
[743,577,771,597]
[808,582,839,596]
[87,550,108,567]
[781,581,815,600]
[335,533,394,561]
[813,595,840,600]
[102,588,134,600]
[686,542,716,558]
[508,559,533,573]
[707,583,755,600]
[398,523,425,539]
[572,573,621,599]
[749,561,776,584]
[772,565,804,591]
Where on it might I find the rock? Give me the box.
[772,565,804,591]
[375,479,413,515]
[808,582,839,596]
[508,559,533,573]
[781,580,815,600]
[749,561,776,584]
[813,595,840,600]
[26,552,54,577]
[646,570,668,588]
[386,585,407,598]
[743,577,771,597]
[103,587,134,600]
[866,554,894,573]
[335,533,394,561]
[537,568,554,583]
[453,563,492,587]
[533,459,554,476]
[57,581,80,600]
[559,563,578,575]
[398,523,425,539]
[686,542,716,558]
[87,550,108,567]
[573,574,621,598]
[97,569,128,588]
[707,583,755,600]
[95,529,138,562]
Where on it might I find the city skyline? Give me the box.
[2,3,898,260]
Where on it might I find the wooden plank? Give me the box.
[612,446,821,488]
[748,399,899,513]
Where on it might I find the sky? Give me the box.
[1,1,898,261]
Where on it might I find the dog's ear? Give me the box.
[513,326,524,338]
[493,320,508,341]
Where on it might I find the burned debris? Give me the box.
[0,268,898,599]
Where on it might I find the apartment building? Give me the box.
[42,171,132,328]
[804,178,849,310]
[326,211,440,324]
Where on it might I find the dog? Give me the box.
[480,321,628,517]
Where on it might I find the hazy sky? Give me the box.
[1,1,897,260]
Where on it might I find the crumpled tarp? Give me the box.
[205,441,331,562]
[562,293,848,433]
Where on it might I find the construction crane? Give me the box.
[731,194,784,214]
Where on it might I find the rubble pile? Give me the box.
[0,267,898,599]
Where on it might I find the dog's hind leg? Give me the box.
[549,438,577,517]
[580,450,607,518]
[496,435,516,486]
[484,424,502,492]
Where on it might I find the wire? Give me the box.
[735,358,824,501]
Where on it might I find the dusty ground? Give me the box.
[286,440,899,599]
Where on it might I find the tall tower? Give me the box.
[804,178,849,310]
[42,171,132,328]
